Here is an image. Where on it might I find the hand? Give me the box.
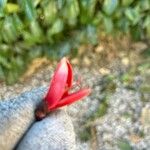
[0,87,76,150]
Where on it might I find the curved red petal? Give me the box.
[44,57,68,109]
[53,88,91,109]
[60,58,73,99]
[66,59,73,88]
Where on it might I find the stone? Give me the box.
[0,87,45,150]
[0,87,76,150]
[141,104,150,127]
[17,109,76,150]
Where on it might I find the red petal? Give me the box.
[53,88,91,109]
[44,57,68,109]
[66,59,73,88]
[60,58,73,99]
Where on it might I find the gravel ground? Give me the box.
[0,59,149,150]
[96,88,150,150]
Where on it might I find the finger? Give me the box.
[16,109,76,150]
[0,87,46,150]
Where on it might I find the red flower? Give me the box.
[35,57,91,121]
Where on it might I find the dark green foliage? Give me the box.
[0,0,150,84]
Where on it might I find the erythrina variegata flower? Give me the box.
[35,57,91,121]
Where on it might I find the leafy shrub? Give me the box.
[0,0,150,84]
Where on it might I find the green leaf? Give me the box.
[0,55,11,68]
[79,0,97,24]
[122,0,134,6]
[15,56,24,68]
[103,0,118,15]
[33,0,41,7]
[143,16,150,37]
[125,7,141,25]
[130,25,142,40]
[140,0,150,11]
[104,17,113,33]
[125,8,134,21]
[143,16,150,28]
[50,19,64,35]
[6,71,18,84]
[143,16,150,38]
[0,0,7,17]
[6,3,19,13]
[23,31,40,45]
[19,0,36,21]
[30,20,44,41]
[81,0,96,16]
[92,12,102,25]
[22,21,43,44]
[12,14,23,31]
[0,0,7,8]
[117,18,129,32]
[56,0,65,10]
[117,140,132,150]
[63,0,79,25]
[2,16,18,43]
[146,24,150,38]
[42,0,57,24]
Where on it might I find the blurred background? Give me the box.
[0,0,149,84]
[0,0,150,149]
